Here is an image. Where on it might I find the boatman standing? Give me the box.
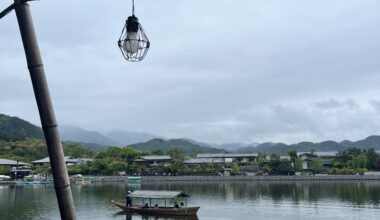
[126,191,132,207]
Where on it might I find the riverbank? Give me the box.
[141,175,380,182]
[0,181,15,185]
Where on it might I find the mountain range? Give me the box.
[3,113,380,154]
[0,114,43,141]
[238,136,380,153]
[59,125,160,147]
[128,138,226,154]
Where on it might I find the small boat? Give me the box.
[112,190,200,216]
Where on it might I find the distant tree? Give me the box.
[288,150,297,161]
[366,148,380,170]
[288,150,302,171]
[120,147,142,163]
[231,162,239,174]
[0,166,10,175]
[294,158,303,171]
[257,152,266,167]
[349,155,368,169]
[268,160,294,175]
[270,153,280,161]
[151,149,164,156]
[334,147,362,168]
[95,152,107,159]
[104,147,122,158]
[33,165,51,175]
[108,162,126,174]
[310,158,324,173]
[89,159,108,175]
[67,164,90,175]
[63,143,95,158]
[126,162,139,173]
[168,148,185,173]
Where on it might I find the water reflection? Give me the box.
[1,181,380,220]
[114,212,198,220]
[140,181,380,206]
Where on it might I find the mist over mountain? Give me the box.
[3,113,380,154]
[180,138,256,152]
[60,125,119,146]
[106,130,160,146]
[128,138,226,154]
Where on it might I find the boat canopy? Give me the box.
[130,190,190,199]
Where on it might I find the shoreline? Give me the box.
[141,175,380,182]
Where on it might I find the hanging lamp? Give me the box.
[118,0,150,62]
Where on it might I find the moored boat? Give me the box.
[112,190,200,216]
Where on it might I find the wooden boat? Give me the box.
[112,190,200,216]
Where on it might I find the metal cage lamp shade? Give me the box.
[118,15,150,62]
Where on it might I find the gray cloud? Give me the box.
[1,0,380,144]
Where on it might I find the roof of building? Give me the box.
[32,157,83,164]
[139,156,171,161]
[0,158,27,166]
[297,152,338,157]
[184,158,225,164]
[79,158,94,162]
[197,153,258,158]
[130,190,190,199]
[280,155,291,160]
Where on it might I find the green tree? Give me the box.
[288,150,303,171]
[294,158,303,171]
[89,159,108,174]
[366,148,380,170]
[310,158,324,173]
[334,147,362,168]
[108,162,126,174]
[268,160,294,175]
[151,149,164,155]
[167,148,185,173]
[63,143,95,158]
[349,155,368,169]
[270,153,280,161]
[257,152,266,167]
[104,147,122,158]
[120,147,142,163]
[231,162,239,174]
[288,150,297,161]
[0,166,10,175]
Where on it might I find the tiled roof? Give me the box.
[0,158,27,166]
[297,152,338,157]
[197,153,258,158]
[32,156,83,164]
[140,155,171,161]
[184,158,225,164]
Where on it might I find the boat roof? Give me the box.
[130,190,190,199]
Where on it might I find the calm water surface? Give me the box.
[1,181,380,220]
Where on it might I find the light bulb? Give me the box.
[124,31,139,54]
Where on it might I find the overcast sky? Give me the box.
[1,0,380,144]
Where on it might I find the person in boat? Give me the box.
[180,202,184,207]
[126,191,132,207]
[174,202,179,208]
[144,203,149,208]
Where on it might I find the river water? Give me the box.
[1,181,380,220]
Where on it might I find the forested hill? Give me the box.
[128,138,226,155]
[238,135,380,153]
[0,114,43,141]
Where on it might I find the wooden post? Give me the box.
[13,0,76,219]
